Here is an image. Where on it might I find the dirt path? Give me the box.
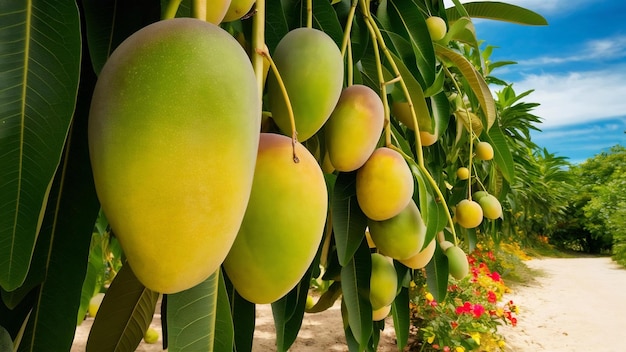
[498,257,626,352]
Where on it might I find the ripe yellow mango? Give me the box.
[399,238,436,269]
[223,0,255,22]
[455,199,484,229]
[368,200,426,260]
[356,147,414,221]
[205,0,232,24]
[390,101,438,146]
[223,133,328,304]
[370,253,398,310]
[325,85,384,172]
[479,194,503,219]
[268,28,344,141]
[88,18,260,294]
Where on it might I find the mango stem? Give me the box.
[162,0,182,19]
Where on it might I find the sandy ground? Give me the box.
[73,256,626,351]
[499,257,626,352]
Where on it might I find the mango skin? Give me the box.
[268,28,343,141]
[223,133,328,304]
[223,0,255,22]
[205,0,232,24]
[370,253,398,310]
[390,101,438,146]
[399,238,436,269]
[368,200,426,260]
[455,199,484,229]
[446,246,469,280]
[325,85,384,172]
[479,194,503,219]
[356,147,414,221]
[88,18,260,294]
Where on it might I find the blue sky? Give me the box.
[444,0,626,164]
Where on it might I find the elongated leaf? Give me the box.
[391,287,409,351]
[425,243,448,302]
[386,0,436,87]
[214,272,234,352]
[306,0,343,48]
[305,281,342,313]
[434,44,497,130]
[483,123,515,183]
[86,264,159,352]
[265,0,297,52]
[340,240,372,348]
[272,264,313,352]
[81,0,160,75]
[0,326,12,351]
[0,0,82,292]
[0,286,36,341]
[224,272,255,352]
[332,172,368,266]
[167,270,223,352]
[446,1,548,26]
[77,232,106,325]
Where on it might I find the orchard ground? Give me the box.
[72,256,626,351]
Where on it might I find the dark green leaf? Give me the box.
[224,272,255,352]
[0,325,12,351]
[0,0,81,292]
[307,0,343,48]
[265,0,297,53]
[425,243,448,302]
[386,0,436,87]
[214,270,234,352]
[86,264,159,352]
[272,265,313,352]
[77,232,107,325]
[446,1,548,26]
[391,287,410,351]
[306,281,342,313]
[81,0,161,75]
[332,172,368,266]
[340,240,372,347]
[430,91,451,139]
[17,29,101,350]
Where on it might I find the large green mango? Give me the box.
[88,18,260,294]
[223,133,328,304]
[267,28,344,142]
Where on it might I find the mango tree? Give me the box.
[0,0,546,351]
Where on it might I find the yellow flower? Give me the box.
[425,292,434,302]
[470,332,481,345]
[427,334,435,344]
[455,346,465,352]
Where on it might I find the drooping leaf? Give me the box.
[167,270,228,352]
[340,240,372,348]
[0,325,12,351]
[434,44,497,130]
[305,281,342,313]
[391,287,410,351]
[483,122,516,183]
[0,0,82,292]
[305,0,343,48]
[214,272,234,352]
[0,287,36,341]
[332,172,368,266]
[77,232,107,325]
[85,264,159,352]
[425,243,449,302]
[265,0,298,53]
[446,1,548,26]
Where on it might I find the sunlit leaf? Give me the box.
[340,240,372,347]
[425,243,448,302]
[446,1,548,26]
[483,123,515,183]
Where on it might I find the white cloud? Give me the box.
[508,68,626,128]
[518,35,626,66]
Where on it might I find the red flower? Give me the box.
[455,301,472,315]
[489,271,501,282]
[487,251,495,261]
[450,321,459,329]
[472,304,485,318]
[487,290,497,303]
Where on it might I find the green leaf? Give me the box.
[340,240,372,348]
[386,0,436,87]
[305,281,342,313]
[425,243,448,302]
[86,264,159,352]
[0,0,82,292]
[446,1,548,26]
[17,34,102,351]
[265,0,297,53]
[224,272,255,352]
[483,123,515,183]
[77,232,107,325]
[391,287,410,351]
[81,0,161,75]
[167,269,232,352]
[272,265,313,352]
[332,172,368,266]
[434,44,497,130]
[306,0,343,48]
[430,91,451,139]
[0,326,12,351]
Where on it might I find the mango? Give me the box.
[223,133,328,304]
[390,101,438,146]
[372,304,392,321]
[88,18,260,293]
[472,191,489,202]
[356,147,414,221]
[368,200,426,260]
[223,0,255,22]
[455,199,483,229]
[456,167,470,180]
[325,85,384,172]
[475,141,494,161]
[205,0,232,24]
[479,194,503,219]
[399,238,436,269]
[445,246,469,280]
[370,253,398,310]
[267,28,343,141]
